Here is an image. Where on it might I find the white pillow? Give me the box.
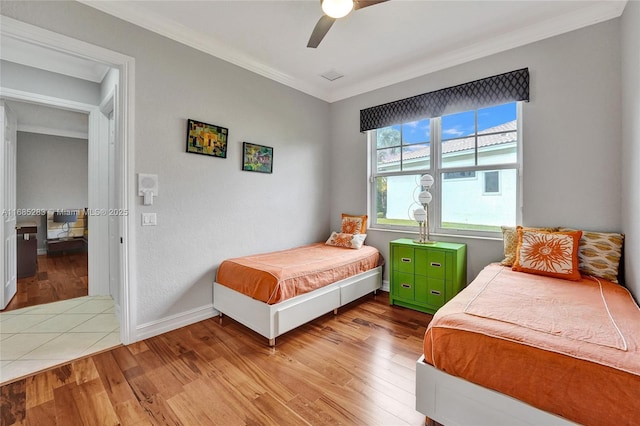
[325,232,367,249]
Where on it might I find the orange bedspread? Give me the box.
[216,243,380,304]
[423,263,640,425]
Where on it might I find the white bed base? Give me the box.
[213,266,381,346]
[415,356,578,426]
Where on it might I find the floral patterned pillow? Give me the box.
[500,226,558,266]
[512,228,582,281]
[326,232,367,249]
[341,213,367,234]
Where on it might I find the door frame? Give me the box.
[0,16,137,344]
[0,101,18,310]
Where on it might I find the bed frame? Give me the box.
[415,356,578,426]
[213,266,381,346]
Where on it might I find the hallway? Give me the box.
[1,252,120,384]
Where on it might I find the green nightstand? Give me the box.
[389,238,467,314]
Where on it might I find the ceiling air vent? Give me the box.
[320,69,344,81]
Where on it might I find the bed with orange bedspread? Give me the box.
[416,263,640,425]
[214,243,382,346]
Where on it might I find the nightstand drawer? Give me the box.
[428,279,445,306]
[415,277,445,306]
[395,246,415,274]
[415,250,446,278]
[393,272,415,300]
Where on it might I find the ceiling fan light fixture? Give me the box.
[321,0,354,19]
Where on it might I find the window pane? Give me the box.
[484,171,500,193]
[477,132,517,166]
[441,135,475,168]
[402,143,430,171]
[402,119,430,144]
[478,103,516,134]
[376,125,401,149]
[376,148,401,172]
[442,110,475,141]
[374,175,420,227]
[443,171,476,180]
[440,169,517,232]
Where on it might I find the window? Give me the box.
[483,171,500,194]
[443,171,476,180]
[369,102,521,236]
[372,118,431,228]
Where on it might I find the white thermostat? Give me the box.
[138,173,159,205]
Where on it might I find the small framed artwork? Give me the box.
[242,142,273,174]
[186,119,228,158]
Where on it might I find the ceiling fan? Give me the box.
[307,0,389,48]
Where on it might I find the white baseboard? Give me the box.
[37,248,47,255]
[381,279,390,292]
[135,304,219,341]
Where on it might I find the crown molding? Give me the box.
[77,0,329,101]
[78,0,626,104]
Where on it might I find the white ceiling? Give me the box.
[78,0,627,102]
[1,1,628,103]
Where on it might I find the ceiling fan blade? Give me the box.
[353,0,389,11]
[307,15,336,48]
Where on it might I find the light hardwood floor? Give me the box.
[1,292,433,425]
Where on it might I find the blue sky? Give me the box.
[400,102,516,143]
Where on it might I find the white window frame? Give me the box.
[368,102,523,239]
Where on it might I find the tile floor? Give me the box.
[0,295,120,384]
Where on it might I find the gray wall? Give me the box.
[621,1,639,300]
[330,19,623,286]
[16,132,89,250]
[1,1,331,328]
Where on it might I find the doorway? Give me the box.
[0,16,135,345]
[4,101,90,311]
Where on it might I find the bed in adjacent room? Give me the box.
[213,214,382,346]
[415,227,639,425]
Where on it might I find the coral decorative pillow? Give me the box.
[559,228,624,283]
[512,228,582,281]
[500,226,558,266]
[326,232,367,249]
[341,213,367,234]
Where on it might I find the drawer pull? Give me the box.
[401,283,411,289]
[401,258,412,263]
[430,262,442,268]
[430,290,441,295]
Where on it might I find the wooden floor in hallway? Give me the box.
[3,252,88,313]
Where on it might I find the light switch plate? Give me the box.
[142,212,157,226]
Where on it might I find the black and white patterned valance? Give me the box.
[360,68,529,132]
